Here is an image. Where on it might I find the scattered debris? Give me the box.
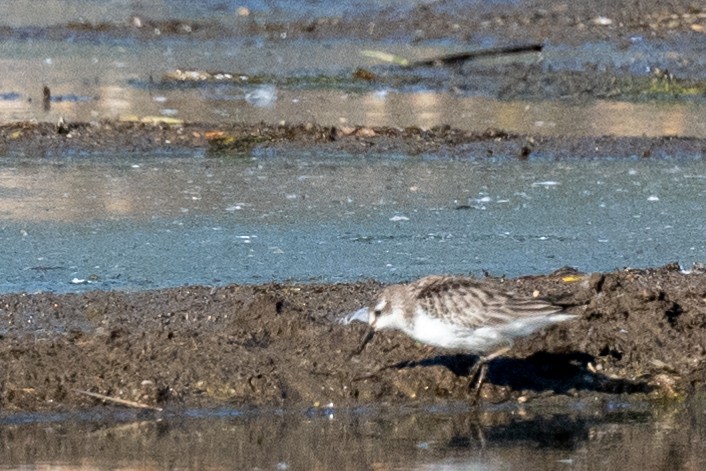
[74,390,163,411]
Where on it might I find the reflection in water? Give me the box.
[7,84,706,138]
[0,402,705,470]
[2,35,706,137]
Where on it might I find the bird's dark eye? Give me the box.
[369,309,381,323]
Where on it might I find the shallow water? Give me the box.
[3,3,706,136]
[1,152,704,293]
[0,399,705,471]
[4,38,706,137]
[0,0,418,27]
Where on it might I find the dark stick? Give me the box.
[410,44,543,67]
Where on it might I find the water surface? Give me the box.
[3,3,706,136]
[1,400,705,471]
[1,152,704,293]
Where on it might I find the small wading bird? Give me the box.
[340,275,577,399]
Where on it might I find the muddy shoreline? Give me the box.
[4,121,706,159]
[1,0,702,44]
[1,264,704,412]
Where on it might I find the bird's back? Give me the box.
[409,276,568,329]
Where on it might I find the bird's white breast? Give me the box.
[404,308,503,353]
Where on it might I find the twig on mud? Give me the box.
[362,44,543,68]
[74,389,163,412]
[410,43,543,67]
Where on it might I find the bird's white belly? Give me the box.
[406,312,502,353]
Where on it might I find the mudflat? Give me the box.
[1,264,704,411]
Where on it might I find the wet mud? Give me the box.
[4,121,706,160]
[1,264,705,412]
[1,0,702,44]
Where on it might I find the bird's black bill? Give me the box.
[351,329,375,356]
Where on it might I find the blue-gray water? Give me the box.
[1,152,704,293]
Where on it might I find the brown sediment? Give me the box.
[1,264,704,412]
[2,121,706,160]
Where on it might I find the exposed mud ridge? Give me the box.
[3,121,706,160]
[0,0,702,44]
[1,264,705,412]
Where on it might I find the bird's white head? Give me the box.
[340,285,408,331]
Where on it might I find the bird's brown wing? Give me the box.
[411,276,563,330]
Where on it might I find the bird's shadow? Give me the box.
[392,351,653,395]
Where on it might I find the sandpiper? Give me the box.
[341,275,576,397]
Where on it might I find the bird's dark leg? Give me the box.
[471,362,490,400]
[468,344,512,402]
[467,359,487,403]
